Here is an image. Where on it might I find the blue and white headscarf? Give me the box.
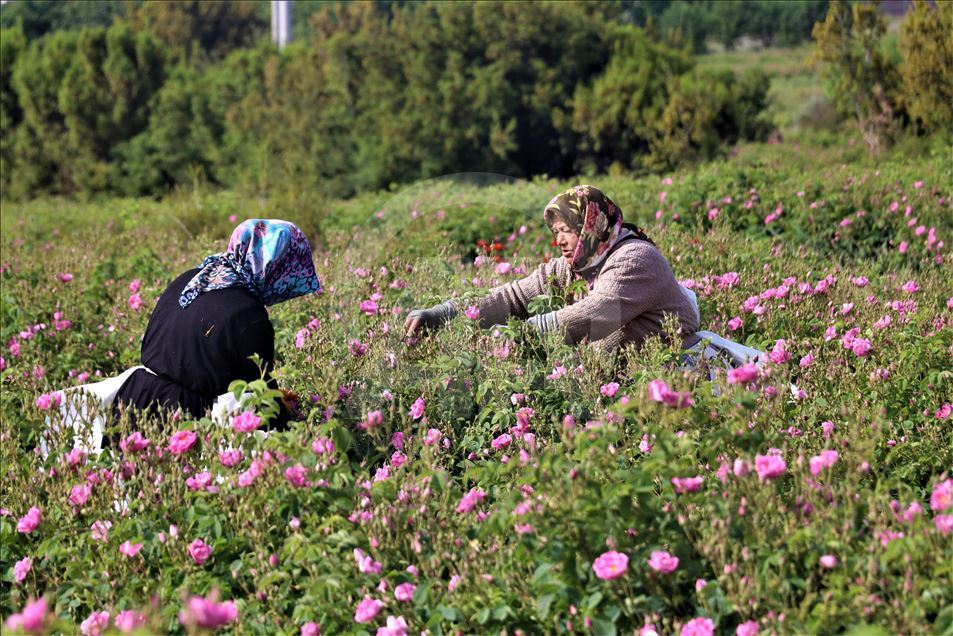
[179,219,321,308]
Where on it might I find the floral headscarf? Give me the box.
[543,185,653,272]
[179,219,321,308]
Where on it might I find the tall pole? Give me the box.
[271,0,292,49]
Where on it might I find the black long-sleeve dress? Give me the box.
[114,269,287,424]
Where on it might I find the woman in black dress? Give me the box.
[113,219,321,425]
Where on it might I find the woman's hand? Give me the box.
[403,301,458,338]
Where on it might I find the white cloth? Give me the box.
[43,366,249,458]
[678,285,766,368]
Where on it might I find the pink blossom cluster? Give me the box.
[648,379,693,408]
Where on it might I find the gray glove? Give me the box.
[527,310,560,335]
[405,301,458,336]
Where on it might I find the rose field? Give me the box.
[1,146,952,635]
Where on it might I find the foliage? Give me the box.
[1,2,776,200]
[0,0,126,39]
[0,24,26,196]
[7,23,166,198]
[655,0,828,53]
[898,0,953,135]
[122,0,267,63]
[810,0,904,152]
[1,146,951,634]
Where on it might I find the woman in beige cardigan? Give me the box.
[404,185,699,351]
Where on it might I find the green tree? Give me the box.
[899,0,953,134]
[658,1,712,53]
[123,0,266,62]
[570,25,693,173]
[648,67,769,170]
[811,0,903,152]
[0,25,26,196]
[9,24,165,197]
[0,0,125,39]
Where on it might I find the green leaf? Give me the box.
[591,617,617,636]
[587,592,603,610]
[536,593,555,620]
[412,580,432,607]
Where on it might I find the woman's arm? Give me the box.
[234,318,292,428]
[476,257,566,328]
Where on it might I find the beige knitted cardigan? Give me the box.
[477,239,700,351]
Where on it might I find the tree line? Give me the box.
[1,1,949,201]
[1,2,776,200]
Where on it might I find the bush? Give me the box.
[8,24,166,198]
[899,0,953,134]
[571,27,769,174]
[0,150,950,633]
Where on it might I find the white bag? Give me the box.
[43,366,248,458]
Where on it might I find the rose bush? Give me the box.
[0,151,950,633]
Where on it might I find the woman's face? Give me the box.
[551,220,579,261]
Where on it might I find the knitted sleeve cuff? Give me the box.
[527,310,560,335]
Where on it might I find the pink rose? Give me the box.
[81,610,110,636]
[232,410,262,433]
[13,557,32,584]
[408,397,425,420]
[809,450,839,476]
[819,554,838,569]
[301,622,320,636]
[360,299,379,315]
[935,514,953,536]
[592,550,629,580]
[671,476,704,494]
[851,338,872,357]
[168,430,197,455]
[114,610,146,633]
[680,617,715,636]
[377,615,408,636]
[90,520,112,542]
[5,597,48,634]
[394,582,416,601]
[600,382,620,398]
[755,453,786,481]
[285,464,310,488]
[354,597,384,624]
[312,437,335,456]
[179,596,238,629]
[128,293,143,310]
[931,479,953,512]
[349,340,367,357]
[69,484,92,508]
[362,410,384,430]
[17,507,41,534]
[188,538,212,564]
[34,392,62,410]
[647,550,679,574]
[423,428,442,445]
[727,364,759,385]
[455,488,485,514]
[219,449,243,467]
[491,433,512,451]
[736,620,760,636]
[119,431,151,453]
[119,540,143,558]
[354,548,382,574]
